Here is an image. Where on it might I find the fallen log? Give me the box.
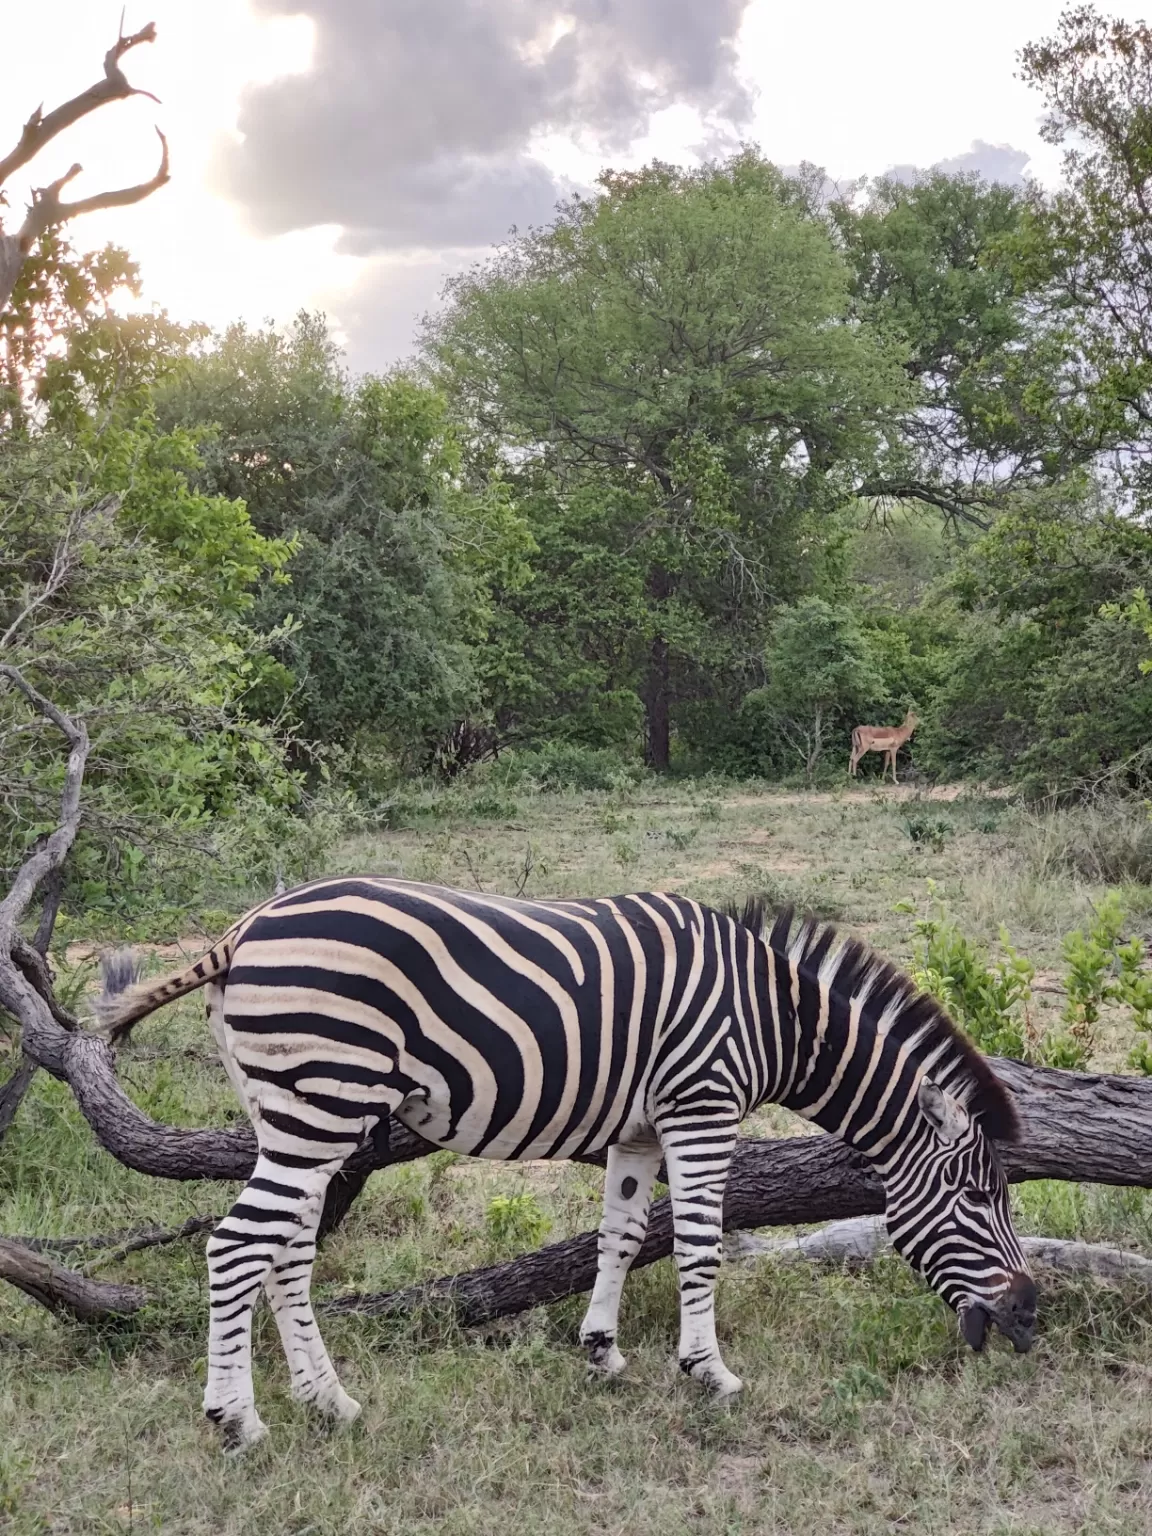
[0,1235,147,1321]
[727,1216,1152,1287]
[324,1058,1152,1326]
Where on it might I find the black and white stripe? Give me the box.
[98,879,1035,1451]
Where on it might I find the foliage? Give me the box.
[1018,5,1152,513]
[427,152,910,768]
[904,814,953,853]
[902,882,1152,1073]
[832,172,1085,524]
[484,1191,551,1255]
[155,314,532,768]
[751,597,887,782]
[899,889,1034,1059]
[922,482,1152,791]
[0,421,297,917]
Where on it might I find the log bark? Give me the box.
[324,1059,1152,1327]
[728,1215,1152,1287]
[0,1236,147,1321]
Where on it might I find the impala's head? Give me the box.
[885,1078,1035,1354]
[904,709,920,731]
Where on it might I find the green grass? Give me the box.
[5,781,1152,1534]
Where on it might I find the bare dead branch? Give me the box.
[0,664,88,932]
[0,1234,147,1321]
[727,1215,1152,1287]
[0,21,159,192]
[15,129,169,255]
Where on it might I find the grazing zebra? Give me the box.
[95,879,1036,1453]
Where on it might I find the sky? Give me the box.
[3,0,1150,373]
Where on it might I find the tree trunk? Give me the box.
[642,567,673,771]
[326,1057,1152,1327]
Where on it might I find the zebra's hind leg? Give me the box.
[264,1201,361,1426]
[579,1140,663,1377]
[661,1121,742,1400]
[203,1153,337,1453]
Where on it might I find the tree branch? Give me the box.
[0,1235,147,1321]
[14,129,169,255]
[0,21,159,192]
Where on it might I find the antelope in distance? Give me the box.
[849,709,919,783]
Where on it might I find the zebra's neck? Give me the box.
[744,911,1007,1165]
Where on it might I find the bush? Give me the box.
[488,741,643,793]
[1019,798,1152,886]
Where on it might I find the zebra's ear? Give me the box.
[918,1079,970,1144]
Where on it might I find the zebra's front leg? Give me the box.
[661,1123,742,1400]
[579,1140,663,1377]
[264,1211,360,1426]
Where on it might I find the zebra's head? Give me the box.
[885,1078,1036,1354]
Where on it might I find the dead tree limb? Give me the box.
[0,1235,147,1321]
[323,1060,1152,1327]
[0,19,168,315]
[727,1216,1152,1287]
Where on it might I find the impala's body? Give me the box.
[849,709,919,783]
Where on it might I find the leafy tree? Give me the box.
[922,481,1152,790]
[748,597,886,783]
[427,153,910,769]
[833,172,1091,527]
[1,425,296,917]
[155,315,531,769]
[1018,6,1152,510]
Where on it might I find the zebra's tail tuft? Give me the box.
[92,938,234,1046]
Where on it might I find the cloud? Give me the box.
[219,0,755,253]
[884,139,1032,189]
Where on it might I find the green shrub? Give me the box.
[489,742,642,793]
[484,1192,551,1255]
[904,814,954,852]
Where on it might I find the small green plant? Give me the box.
[485,1192,552,1254]
[697,800,723,822]
[904,814,953,853]
[664,826,699,851]
[613,837,640,872]
[1047,892,1129,1068]
[897,889,1033,1058]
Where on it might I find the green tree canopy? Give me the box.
[426,152,910,768]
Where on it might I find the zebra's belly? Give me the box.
[390,1083,652,1162]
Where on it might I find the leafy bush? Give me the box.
[484,1192,551,1255]
[899,891,1034,1059]
[489,742,642,793]
[904,814,954,852]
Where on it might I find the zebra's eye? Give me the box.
[966,1187,992,1207]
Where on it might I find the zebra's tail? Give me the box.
[93,936,236,1046]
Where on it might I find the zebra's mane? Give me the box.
[726,897,1020,1143]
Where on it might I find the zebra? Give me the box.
[95,878,1036,1453]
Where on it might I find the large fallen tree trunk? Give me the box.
[324,1057,1152,1326]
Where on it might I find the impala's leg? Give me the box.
[888,747,898,785]
[264,1192,361,1424]
[580,1140,663,1375]
[660,1120,742,1399]
[203,1153,337,1452]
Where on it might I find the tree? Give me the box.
[0,19,168,318]
[155,316,531,771]
[832,172,1093,528]
[752,597,886,783]
[1017,6,1152,510]
[427,153,910,769]
[921,481,1152,791]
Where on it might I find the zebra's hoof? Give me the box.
[711,1369,743,1402]
[211,1408,269,1455]
[586,1344,627,1378]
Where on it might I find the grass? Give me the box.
[5,780,1152,1533]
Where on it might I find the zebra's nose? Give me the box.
[999,1272,1037,1353]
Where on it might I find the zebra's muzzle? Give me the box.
[960,1273,1037,1355]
